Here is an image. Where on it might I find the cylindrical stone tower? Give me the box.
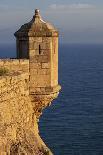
[14,9,61,96]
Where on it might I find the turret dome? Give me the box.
[14,9,58,37]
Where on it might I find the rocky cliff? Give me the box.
[0,59,60,155]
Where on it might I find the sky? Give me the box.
[0,0,103,44]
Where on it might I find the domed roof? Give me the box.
[14,9,58,37]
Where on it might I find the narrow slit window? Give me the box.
[39,45,41,54]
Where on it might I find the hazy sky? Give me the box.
[0,0,103,43]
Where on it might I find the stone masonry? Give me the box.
[0,9,61,154]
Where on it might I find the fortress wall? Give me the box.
[0,73,44,155]
[0,59,29,73]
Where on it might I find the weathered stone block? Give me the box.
[42,63,50,69]
[30,63,41,69]
[30,55,49,63]
[42,37,52,43]
[30,74,51,87]
[29,42,34,50]
[33,43,39,50]
[38,69,50,75]
[32,37,42,43]
[30,69,38,75]
[37,69,44,75]
[40,87,46,93]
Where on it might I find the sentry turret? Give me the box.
[15,9,61,95]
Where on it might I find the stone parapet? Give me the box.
[0,59,29,73]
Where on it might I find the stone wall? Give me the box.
[29,37,51,94]
[0,72,51,155]
[51,37,58,87]
[0,59,29,73]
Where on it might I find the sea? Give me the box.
[0,43,103,155]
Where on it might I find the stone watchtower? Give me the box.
[14,9,61,117]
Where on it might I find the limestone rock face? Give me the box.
[0,73,42,154]
[0,71,59,155]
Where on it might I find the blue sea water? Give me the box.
[39,44,103,155]
[0,43,103,155]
